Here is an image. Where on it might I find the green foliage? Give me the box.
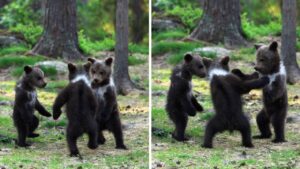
[10,24,43,46]
[0,56,44,69]
[128,55,146,66]
[0,45,29,56]
[154,29,187,41]
[0,0,41,28]
[165,5,202,30]
[12,65,57,78]
[79,30,115,55]
[129,44,149,54]
[242,13,281,40]
[152,41,203,56]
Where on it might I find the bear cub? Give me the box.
[52,62,98,157]
[202,56,270,148]
[253,41,288,143]
[166,53,208,141]
[13,66,51,147]
[88,57,127,149]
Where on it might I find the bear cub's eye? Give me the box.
[198,65,203,69]
[37,77,42,80]
[92,70,96,74]
[100,71,105,75]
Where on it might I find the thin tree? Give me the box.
[114,0,137,95]
[30,0,83,60]
[189,0,247,48]
[281,0,300,84]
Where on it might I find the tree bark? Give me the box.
[281,0,300,84]
[114,0,136,95]
[130,0,144,43]
[31,0,83,60]
[190,0,247,48]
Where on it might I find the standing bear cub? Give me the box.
[253,41,288,143]
[87,57,127,149]
[13,66,51,147]
[166,53,208,141]
[52,62,98,157]
[202,56,270,148]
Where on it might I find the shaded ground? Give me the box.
[0,54,149,168]
[151,47,300,169]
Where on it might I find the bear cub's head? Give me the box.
[23,65,47,88]
[182,53,211,78]
[87,57,113,88]
[67,62,91,82]
[204,56,230,72]
[254,41,280,75]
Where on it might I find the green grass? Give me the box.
[128,55,146,66]
[152,41,203,56]
[167,50,217,65]
[154,29,187,41]
[11,65,57,78]
[0,45,29,56]
[129,43,149,54]
[0,55,44,69]
[242,14,281,40]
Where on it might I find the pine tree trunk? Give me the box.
[114,0,136,95]
[281,0,300,84]
[130,0,144,43]
[190,0,247,48]
[31,0,83,60]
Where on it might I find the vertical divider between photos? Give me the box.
[148,0,152,168]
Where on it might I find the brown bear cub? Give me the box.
[13,66,51,147]
[52,63,98,157]
[166,53,208,141]
[253,41,288,143]
[202,56,270,148]
[87,57,127,149]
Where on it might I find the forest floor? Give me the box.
[0,51,149,168]
[151,38,300,168]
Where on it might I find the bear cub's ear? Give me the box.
[24,65,33,74]
[184,53,193,63]
[221,56,230,65]
[68,63,77,72]
[269,41,278,51]
[105,57,113,66]
[254,44,262,50]
[87,57,96,64]
[202,57,212,69]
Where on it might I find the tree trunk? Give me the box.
[114,0,136,95]
[190,0,247,48]
[130,0,144,43]
[31,0,83,60]
[281,0,300,84]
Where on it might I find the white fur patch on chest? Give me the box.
[94,78,115,99]
[71,74,91,87]
[209,68,229,80]
[27,91,37,106]
[266,62,286,88]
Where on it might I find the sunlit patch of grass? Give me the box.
[129,44,149,55]
[11,65,58,78]
[0,55,44,69]
[231,47,256,62]
[152,41,203,56]
[0,45,29,56]
[153,29,187,41]
[128,55,146,66]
